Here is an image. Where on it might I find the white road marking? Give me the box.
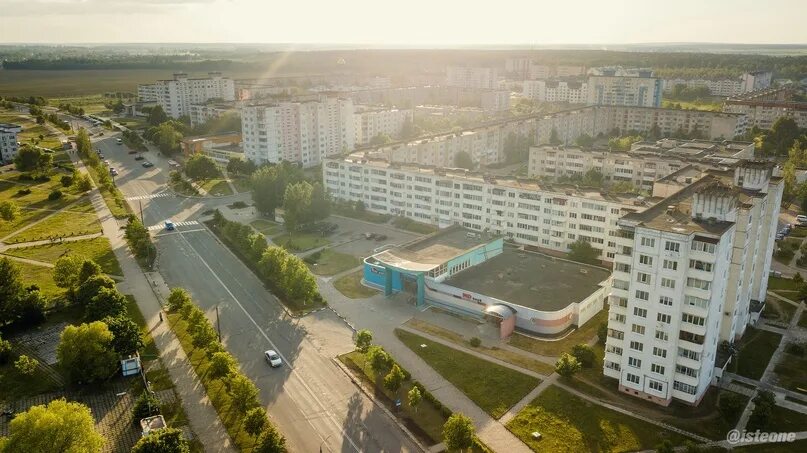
[147,220,200,231]
[125,192,172,201]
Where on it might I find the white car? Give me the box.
[264,350,282,367]
[797,215,807,225]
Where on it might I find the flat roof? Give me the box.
[444,249,609,311]
[371,227,494,272]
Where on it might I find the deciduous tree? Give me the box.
[355,329,373,353]
[243,407,269,440]
[131,427,190,453]
[0,399,104,453]
[208,351,237,382]
[184,154,220,181]
[442,413,475,452]
[57,321,118,383]
[104,315,144,356]
[407,386,422,413]
[229,374,260,415]
[554,352,582,378]
[14,354,37,376]
[0,200,19,221]
[253,425,287,453]
[383,364,405,394]
[85,287,128,321]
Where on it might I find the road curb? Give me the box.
[331,357,430,453]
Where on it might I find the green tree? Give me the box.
[571,344,595,368]
[15,289,46,326]
[454,151,474,170]
[243,407,269,440]
[184,154,220,181]
[597,322,608,344]
[78,259,103,285]
[718,392,745,421]
[14,354,38,376]
[104,316,144,356]
[14,145,52,177]
[253,425,287,453]
[549,128,561,145]
[0,399,104,453]
[442,413,475,453]
[355,329,373,353]
[52,255,83,289]
[308,182,331,223]
[383,364,405,394]
[132,391,161,422]
[554,352,582,378]
[369,133,392,146]
[0,257,24,323]
[131,427,190,453]
[56,321,119,383]
[153,122,183,155]
[75,274,116,307]
[575,134,594,147]
[229,374,260,415]
[0,200,19,221]
[0,336,12,365]
[74,173,93,192]
[167,288,192,312]
[251,166,281,215]
[366,345,392,375]
[567,239,599,264]
[85,287,128,321]
[655,439,675,453]
[748,390,776,430]
[582,169,604,187]
[147,105,168,126]
[283,181,313,233]
[208,351,237,382]
[407,386,422,413]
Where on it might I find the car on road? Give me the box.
[109,168,118,176]
[168,160,179,168]
[264,350,282,367]
[164,220,175,231]
[128,149,137,154]
[103,160,110,166]
[98,153,105,159]
[116,138,122,144]
[798,215,807,225]
[134,154,145,161]
[776,233,784,241]
[142,161,154,168]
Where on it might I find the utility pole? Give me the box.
[139,200,144,224]
[215,304,222,342]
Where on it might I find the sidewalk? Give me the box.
[73,150,235,452]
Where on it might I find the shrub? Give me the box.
[230,201,248,209]
[14,355,38,376]
[718,392,745,421]
[571,343,595,368]
[132,391,161,424]
[786,342,805,356]
[469,337,481,347]
[0,337,13,365]
[60,175,74,187]
[16,188,31,196]
[48,189,63,200]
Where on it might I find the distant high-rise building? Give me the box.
[353,107,413,146]
[741,71,773,93]
[522,79,588,104]
[240,97,354,167]
[137,72,236,119]
[587,69,662,108]
[446,66,499,89]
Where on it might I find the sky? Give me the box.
[0,0,805,45]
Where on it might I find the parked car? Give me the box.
[134,154,145,161]
[797,215,807,225]
[164,220,175,231]
[127,149,137,155]
[168,160,179,168]
[109,168,118,176]
[375,234,388,241]
[116,138,122,143]
[364,232,376,239]
[142,161,154,168]
[264,350,282,367]
[776,233,784,241]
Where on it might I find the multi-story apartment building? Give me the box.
[741,71,773,93]
[137,72,236,119]
[353,107,413,145]
[240,97,354,167]
[587,70,663,108]
[479,90,511,112]
[523,80,588,104]
[662,78,744,97]
[189,102,239,127]
[723,86,807,129]
[325,155,649,261]
[538,105,747,144]
[0,123,22,163]
[528,140,755,190]
[446,66,499,90]
[604,161,782,406]
[527,64,586,80]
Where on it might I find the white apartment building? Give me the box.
[662,78,744,98]
[604,162,782,406]
[528,140,755,190]
[354,107,413,146]
[137,72,236,119]
[528,64,586,80]
[189,102,239,127]
[741,71,773,93]
[0,123,22,163]
[588,71,663,108]
[523,80,588,104]
[324,156,648,261]
[723,99,807,130]
[240,97,354,167]
[446,66,499,90]
[479,90,511,112]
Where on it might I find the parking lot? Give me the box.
[326,215,421,259]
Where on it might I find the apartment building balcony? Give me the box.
[674,372,700,388]
[604,351,623,367]
[689,249,716,263]
[680,322,707,337]
[676,354,702,371]
[684,287,711,302]
[678,336,705,354]
[687,269,714,282]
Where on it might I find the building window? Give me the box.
[691,241,716,254]
[639,255,653,266]
[662,260,678,271]
[628,357,642,368]
[686,277,711,291]
[648,380,664,392]
[657,313,672,324]
[664,241,680,252]
[653,347,667,358]
[682,313,706,326]
[641,237,655,248]
[678,347,700,361]
[659,296,673,306]
[629,341,643,351]
[636,273,651,284]
[689,259,713,272]
[633,307,647,318]
[651,363,665,375]
[631,324,646,335]
[626,373,641,384]
[661,278,676,289]
[655,330,669,341]
[673,380,697,395]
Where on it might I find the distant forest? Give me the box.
[1,49,806,80]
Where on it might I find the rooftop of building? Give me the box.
[443,248,610,312]
[181,132,241,143]
[336,155,652,207]
[369,226,496,272]
[0,123,22,131]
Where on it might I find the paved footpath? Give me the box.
[73,151,236,452]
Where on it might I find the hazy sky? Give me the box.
[1,0,805,45]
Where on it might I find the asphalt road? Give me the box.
[94,135,418,453]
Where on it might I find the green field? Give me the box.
[305,248,361,276]
[47,95,110,115]
[506,385,688,452]
[0,172,85,240]
[15,260,61,297]
[728,326,783,380]
[250,219,282,236]
[272,232,330,252]
[396,329,540,418]
[6,199,101,243]
[198,178,233,196]
[333,271,379,299]
[0,109,63,149]
[4,236,122,275]
[509,309,607,357]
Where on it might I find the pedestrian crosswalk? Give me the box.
[126,192,172,201]
[147,220,200,231]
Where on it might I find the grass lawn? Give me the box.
[800,311,807,328]
[124,295,159,359]
[231,177,251,193]
[395,329,540,418]
[250,219,282,237]
[0,358,62,401]
[773,345,807,393]
[47,95,109,115]
[6,200,101,243]
[506,385,689,452]
[790,227,807,238]
[166,312,258,451]
[0,172,84,239]
[734,439,807,452]
[509,309,607,357]
[14,260,61,297]
[4,236,122,275]
[272,232,330,252]
[0,109,63,150]
[766,402,807,433]
[198,179,233,197]
[84,162,130,219]
[333,271,379,299]
[727,326,782,380]
[661,98,722,111]
[768,276,802,292]
[392,217,438,235]
[333,205,391,224]
[405,319,555,376]
[761,296,798,324]
[304,248,361,276]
